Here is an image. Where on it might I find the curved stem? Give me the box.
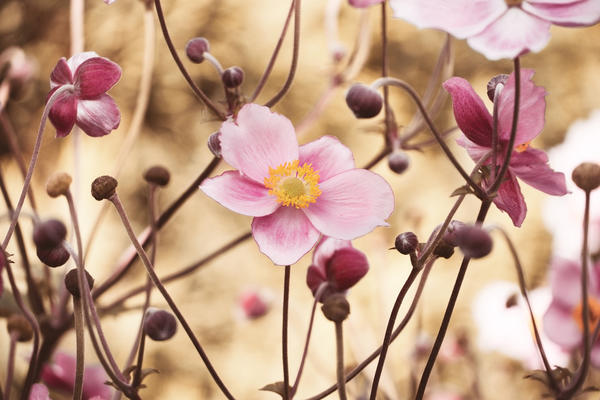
[73,296,85,400]
[282,265,291,400]
[5,332,18,400]
[335,321,347,400]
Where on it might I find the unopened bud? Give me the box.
[37,246,70,268]
[207,132,222,158]
[33,219,67,249]
[395,232,419,255]
[7,314,33,342]
[222,66,244,88]
[143,166,170,187]
[185,37,210,63]
[239,290,270,319]
[454,224,493,259]
[345,83,383,119]
[64,268,95,297]
[321,293,350,322]
[91,175,117,201]
[388,151,410,174]
[572,162,600,192]
[144,308,177,341]
[486,74,509,102]
[46,172,72,198]
[328,248,369,291]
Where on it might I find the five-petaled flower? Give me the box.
[48,52,121,138]
[390,0,600,60]
[444,69,567,226]
[200,104,394,266]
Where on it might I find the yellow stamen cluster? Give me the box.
[572,297,600,334]
[515,141,531,152]
[264,160,321,209]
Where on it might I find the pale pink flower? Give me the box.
[348,0,383,8]
[444,69,567,227]
[390,0,600,60]
[29,384,51,400]
[200,104,394,265]
[48,52,121,138]
[543,259,600,367]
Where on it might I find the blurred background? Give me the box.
[1,0,600,398]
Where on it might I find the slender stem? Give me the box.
[380,1,397,149]
[5,332,18,400]
[70,0,84,208]
[334,321,347,400]
[203,52,224,76]
[132,332,147,388]
[264,0,301,107]
[73,295,85,400]
[282,265,291,400]
[490,83,504,182]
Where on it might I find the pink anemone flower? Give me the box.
[443,69,567,226]
[543,259,600,367]
[348,0,383,8]
[200,104,394,266]
[390,0,600,60]
[48,52,121,138]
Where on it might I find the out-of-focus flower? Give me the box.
[473,281,569,369]
[41,352,112,399]
[237,289,272,319]
[444,69,567,227]
[543,259,600,367]
[306,237,369,301]
[200,104,394,265]
[544,110,600,261]
[348,0,383,8]
[390,0,600,60]
[29,383,51,400]
[0,47,36,103]
[48,52,121,138]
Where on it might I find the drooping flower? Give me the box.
[48,52,121,138]
[348,0,383,8]
[444,69,567,226]
[390,0,600,60]
[41,352,112,399]
[200,104,394,266]
[543,259,600,367]
[306,237,369,301]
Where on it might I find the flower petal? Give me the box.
[497,69,547,146]
[48,87,77,138]
[543,301,582,349]
[82,364,112,399]
[467,8,551,60]
[74,57,122,99]
[76,94,120,137]
[66,51,99,72]
[443,77,493,147]
[251,207,320,265]
[50,58,72,87]
[491,172,527,227]
[29,384,51,400]
[390,0,506,39]
[523,0,600,26]
[200,171,279,217]
[41,352,76,393]
[550,259,582,308]
[304,169,394,239]
[510,148,567,195]
[455,136,491,162]
[299,136,355,181]
[220,104,299,183]
[348,0,383,7]
[313,237,352,271]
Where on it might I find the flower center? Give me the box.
[264,160,321,209]
[572,297,600,334]
[515,141,531,152]
[505,0,522,6]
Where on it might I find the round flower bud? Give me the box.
[91,175,117,201]
[46,172,72,198]
[433,241,454,259]
[37,246,70,268]
[321,293,350,322]
[144,308,177,341]
[454,224,493,259]
[441,220,467,247]
[486,74,509,102]
[7,314,33,342]
[207,131,222,158]
[345,83,383,119]
[328,248,369,291]
[33,219,67,249]
[222,66,244,88]
[395,232,419,255]
[388,151,410,174]
[64,268,95,297]
[185,37,210,63]
[143,166,170,187]
[572,162,600,192]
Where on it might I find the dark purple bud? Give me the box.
[306,264,327,295]
[33,219,67,249]
[327,248,369,291]
[207,131,222,158]
[572,162,600,192]
[395,232,418,255]
[37,246,70,268]
[388,151,410,174]
[143,165,170,187]
[91,175,117,201]
[144,308,177,341]
[185,37,210,63]
[345,83,383,119]
[321,293,350,322]
[222,66,244,88]
[486,74,509,102]
[441,220,467,247]
[454,224,493,259]
[7,314,33,342]
[64,268,95,297]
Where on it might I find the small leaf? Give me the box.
[140,368,160,381]
[260,381,292,398]
[450,185,472,197]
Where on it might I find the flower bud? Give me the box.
[207,132,222,158]
[37,246,70,268]
[185,37,210,63]
[46,172,72,198]
[91,175,117,201]
[486,74,509,102]
[239,290,270,319]
[144,308,177,341]
[395,232,418,255]
[345,83,383,118]
[454,224,493,259]
[143,165,170,187]
[321,293,350,322]
[222,66,244,88]
[33,219,67,249]
[327,248,369,291]
[388,151,410,174]
[64,268,95,297]
[572,162,600,192]
[441,220,467,247]
[7,314,33,342]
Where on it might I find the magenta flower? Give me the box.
[444,69,567,226]
[41,352,112,399]
[48,52,121,138]
[306,237,369,301]
[543,259,600,367]
[390,0,600,60]
[29,384,51,400]
[348,0,383,8]
[200,104,394,265]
